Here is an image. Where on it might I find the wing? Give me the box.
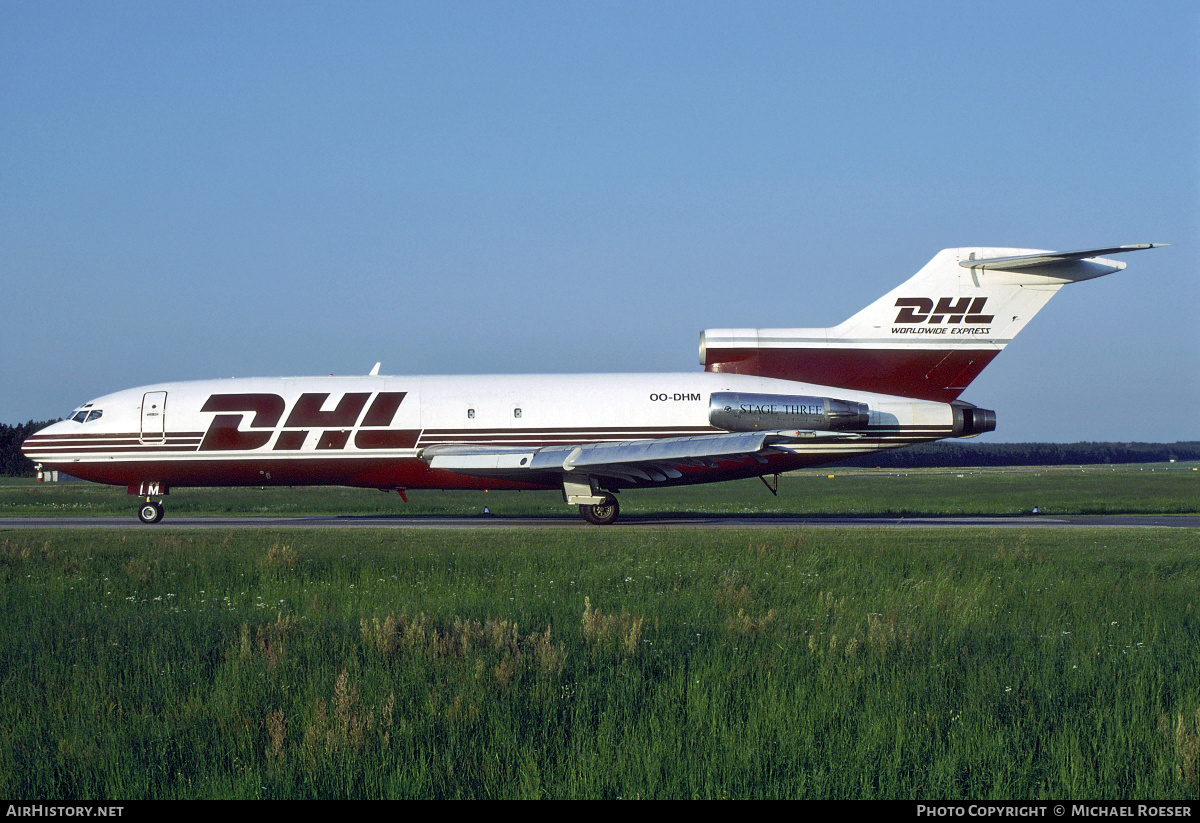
[420,429,861,486]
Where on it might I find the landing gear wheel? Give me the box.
[137,501,164,524]
[579,496,619,525]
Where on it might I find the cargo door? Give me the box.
[141,391,166,444]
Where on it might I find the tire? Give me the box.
[138,502,164,524]
[579,496,619,525]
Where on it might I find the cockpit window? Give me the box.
[70,404,101,423]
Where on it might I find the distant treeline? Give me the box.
[1,420,58,476]
[1,419,1197,476]
[837,440,1200,469]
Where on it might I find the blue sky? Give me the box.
[2,1,1196,442]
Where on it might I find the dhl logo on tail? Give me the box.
[893,297,993,325]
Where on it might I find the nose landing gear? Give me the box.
[137,500,164,524]
[129,482,168,524]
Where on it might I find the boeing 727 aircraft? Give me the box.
[22,244,1163,524]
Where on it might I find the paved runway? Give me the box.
[2,514,1198,530]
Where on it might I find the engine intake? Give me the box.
[709,392,869,432]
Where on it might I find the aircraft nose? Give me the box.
[20,420,66,464]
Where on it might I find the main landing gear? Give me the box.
[579,495,620,526]
[564,477,621,525]
[137,500,164,524]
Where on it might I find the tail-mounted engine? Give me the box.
[709,392,870,432]
[951,400,997,437]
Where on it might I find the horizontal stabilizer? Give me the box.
[959,244,1166,272]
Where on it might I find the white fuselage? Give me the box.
[23,371,957,492]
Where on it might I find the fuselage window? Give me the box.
[467,408,475,419]
[514,408,522,419]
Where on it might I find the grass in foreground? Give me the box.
[1,526,1198,798]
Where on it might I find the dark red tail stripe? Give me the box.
[704,347,999,403]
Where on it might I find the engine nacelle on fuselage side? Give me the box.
[708,392,870,432]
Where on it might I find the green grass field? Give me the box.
[2,461,1198,519]
[1,465,1198,798]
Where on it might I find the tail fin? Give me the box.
[700,244,1164,402]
